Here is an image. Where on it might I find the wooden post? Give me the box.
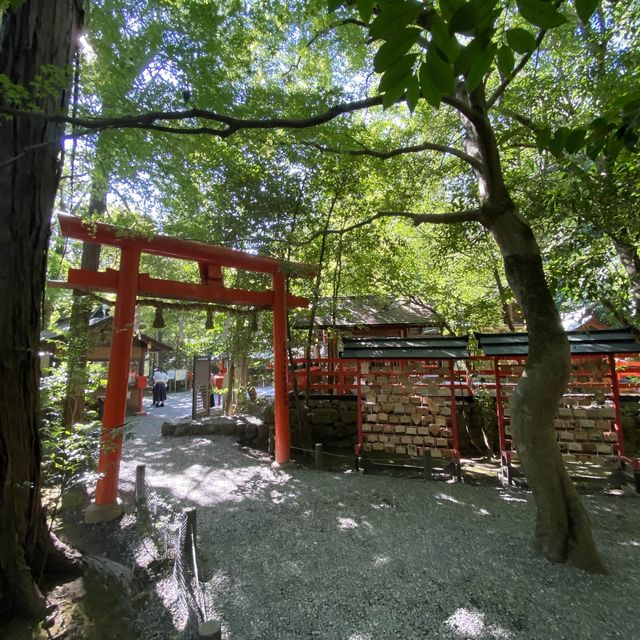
[494,357,508,464]
[500,454,512,488]
[272,271,290,465]
[184,507,197,553]
[632,458,640,494]
[422,449,432,480]
[87,248,141,522]
[198,620,222,640]
[135,376,147,416]
[356,361,363,451]
[135,464,146,503]
[268,426,275,456]
[315,443,323,470]
[448,359,460,468]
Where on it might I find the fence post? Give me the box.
[184,507,197,553]
[135,464,146,504]
[632,459,640,494]
[315,443,323,470]
[422,449,432,481]
[268,426,275,456]
[500,453,511,488]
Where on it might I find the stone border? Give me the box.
[161,414,270,445]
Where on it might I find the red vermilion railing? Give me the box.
[285,354,639,476]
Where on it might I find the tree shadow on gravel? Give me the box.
[114,424,640,638]
[182,464,640,639]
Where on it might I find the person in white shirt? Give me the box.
[152,367,169,407]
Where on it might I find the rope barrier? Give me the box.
[135,465,209,631]
[289,445,315,454]
[290,445,354,460]
[173,511,206,625]
[320,450,355,460]
[285,443,457,480]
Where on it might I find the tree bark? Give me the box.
[63,237,102,427]
[457,86,606,572]
[609,234,640,321]
[63,138,109,426]
[224,356,235,415]
[492,211,606,572]
[0,0,84,620]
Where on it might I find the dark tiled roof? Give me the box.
[341,335,469,360]
[294,295,439,329]
[475,328,640,356]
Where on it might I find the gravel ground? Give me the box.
[120,392,640,640]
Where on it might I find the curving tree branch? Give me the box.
[498,106,538,130]
[0,96,385,137]
[287,208,484,246]
[1,84,484,143]
[296,139,485,172]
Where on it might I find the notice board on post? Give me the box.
[192,355,212,419]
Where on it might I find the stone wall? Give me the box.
[621,397,640,454]
[161,414,269,445]
[290,398,358,449]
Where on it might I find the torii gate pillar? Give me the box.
[272,271,290,466]
[85,248,141,523]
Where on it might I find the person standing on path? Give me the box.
[152,367,169,407]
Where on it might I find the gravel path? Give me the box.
[120,392,640,640]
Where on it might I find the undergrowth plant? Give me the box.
[39,360,105,521]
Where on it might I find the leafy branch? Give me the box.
[287,207,484,246]
[0,96,385,137]
[487,29,547,107]
[296,138,485,171]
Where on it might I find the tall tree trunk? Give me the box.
[176,311,185,367]
[596,153,640,323]
[304,197,337,397]
[458,86,606,572]
[492,211,605,571]
[155,329,164,369]
[224,356,235,415]
[485,233,516,331]
[0,0,85,619]
[63,240,100,426]
[609,234,640,321]
[63,137,109,426]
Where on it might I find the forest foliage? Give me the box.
[2,1,639,603]
[2,0,634,374]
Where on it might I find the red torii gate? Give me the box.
[54,214,316,523]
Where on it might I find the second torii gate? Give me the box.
[54,214,317,523]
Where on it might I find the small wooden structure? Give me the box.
[287,336,469,478]
[51,214,316,522]
[343,336,470,476]
[42,306,173,415]
[44,304,173,369]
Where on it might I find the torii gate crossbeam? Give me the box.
[53,214,317,523]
